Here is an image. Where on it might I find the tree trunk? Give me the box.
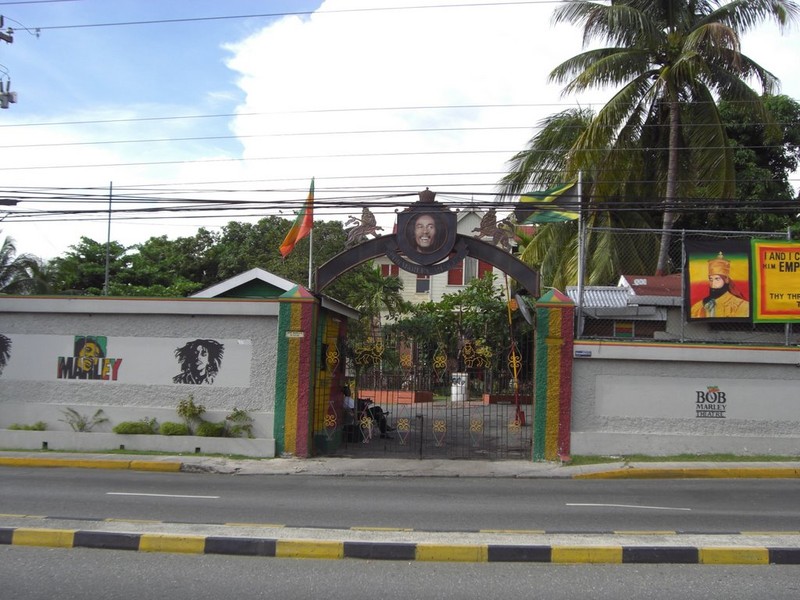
[655,97,681,276]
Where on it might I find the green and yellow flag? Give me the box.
[279,178,315,258]
[515,181,579,224]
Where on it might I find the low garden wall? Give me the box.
[570,340,800,456]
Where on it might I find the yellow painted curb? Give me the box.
[0,457,183,472]
[0,457,130,470]
[415,543,489,562]
[129,460,182,472]
[13,527,76,548]
[139,533,206,554]
[699,547,769,565]
[276,539,344,559]
[552,545,623,564]
[574,468,800,479]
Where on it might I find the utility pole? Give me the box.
[0,16,17,109]
[0,16,13,43]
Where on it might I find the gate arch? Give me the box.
[314,230,540,460]
[315,234,539,296]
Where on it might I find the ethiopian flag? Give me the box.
[279,178,315,258]
[514,181,579,224]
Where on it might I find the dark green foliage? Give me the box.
[46,237,128,295]
[225,408,254,439]
[1,233,51,295]
[8,421,47,431]
[160,422,190,436]
[196,421,226,437]
[176,395,206,434]
[112,418,159,435]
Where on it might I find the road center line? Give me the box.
[107,492,220,499]
[566,503,691,511]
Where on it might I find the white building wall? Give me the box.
[0,297,279,443]
[570,340,800,456]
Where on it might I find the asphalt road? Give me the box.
[2,467,799,533]
[2,545,800,600]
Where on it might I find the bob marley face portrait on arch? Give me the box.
[408,212,443,254]
[396,206,456,266]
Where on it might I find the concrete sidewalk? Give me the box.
[3,451,799,564]
[2,450,800,479]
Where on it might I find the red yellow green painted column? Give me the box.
[274,286,318,457]
[533,289,574,461]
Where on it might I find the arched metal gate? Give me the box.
[314,333,533,460]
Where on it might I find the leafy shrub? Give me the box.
[176,395,205,434]
[112,418,159,435]
[160,421,190,436]
[60,408,109,432]
[196,421,225,437]
[8,421,47,431]
[225,408,254,438]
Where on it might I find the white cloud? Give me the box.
[2,0,798,261]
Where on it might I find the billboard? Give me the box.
[750,240,800,323]
[684,239,751,321]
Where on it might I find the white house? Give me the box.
[373,209,511,306]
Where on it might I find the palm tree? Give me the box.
[499,108,658,288]
[0,234,50,295]
[351,266,407,336]
[549,0,799,274]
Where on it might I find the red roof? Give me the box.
[619,274,681,297]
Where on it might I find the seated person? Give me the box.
[342,385,355,425]
[360,398,395,439]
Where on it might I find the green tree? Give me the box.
[113,234,207,297]
[45,237,128,295]
[499,109,658,288]
[682,94,800,230]
[345,266,407,339]
[549,0,799,274]
[211,216,350,287]
[386,274,526,373]
[0,233,50,294]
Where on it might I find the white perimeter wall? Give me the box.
[571,340,800,456]
[0,297,280,445]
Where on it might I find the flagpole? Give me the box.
[576,171,585,338]
[308,225,313,289]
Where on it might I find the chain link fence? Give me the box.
[571,227,799,347]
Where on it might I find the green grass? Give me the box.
[0,447,270,461]
[568,453,799,466]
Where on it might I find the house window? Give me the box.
[416,274,430,293]
[381,263,399,277]
[448,258,491,286]
[447,260,464,285]
[463,257,477,284]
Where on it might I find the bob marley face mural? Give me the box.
[75,336,105,372]
[173,339,224,384]
[0,333,11,377]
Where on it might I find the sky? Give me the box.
[0,0,798,261]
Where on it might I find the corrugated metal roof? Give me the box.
[565,286,629,308]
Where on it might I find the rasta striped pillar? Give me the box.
[533,289,574,462]
[274,286,318,457]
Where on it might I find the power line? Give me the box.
[29,2,555,31]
